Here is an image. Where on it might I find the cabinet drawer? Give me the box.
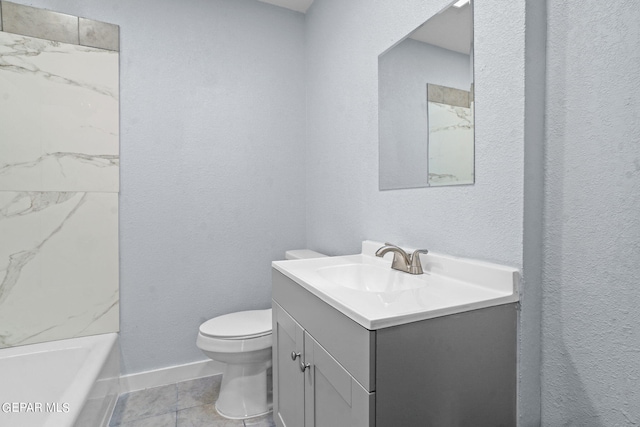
[272,270,376,391]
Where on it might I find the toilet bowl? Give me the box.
[196,249,326,419]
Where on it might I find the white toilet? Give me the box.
[196,249,326,419]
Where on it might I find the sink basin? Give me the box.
[317,263,425,293]
[272,240,519,329]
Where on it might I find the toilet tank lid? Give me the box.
[199,309,272,339]
[285,249,327,260]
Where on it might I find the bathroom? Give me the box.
[0,0,638,426]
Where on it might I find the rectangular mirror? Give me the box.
[379,0,474,190]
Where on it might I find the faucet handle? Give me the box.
[411,249,429,258]
[409,249,429,274]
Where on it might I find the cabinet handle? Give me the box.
[291,351,301,361]
[300,361,311,372]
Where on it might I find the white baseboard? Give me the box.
[119,359,225,394]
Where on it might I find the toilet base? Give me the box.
[215,361,272,419]
[216,404,271,420]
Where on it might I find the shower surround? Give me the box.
[0,2,119,348]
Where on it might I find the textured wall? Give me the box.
[543,1,640,425]
[521,0,546,425]
[304,0,525,264]
[10,0,306,374]
[304,0,531,418]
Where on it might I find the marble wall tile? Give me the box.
[0,191,119,348]
[79,18,119,51]
[427,83,470,108]
[0,31,119,192]
[447,88,470,108]
[428,102,474,186]
[427,84,444,104]
[0,5,119,350]
[1,1,78,45]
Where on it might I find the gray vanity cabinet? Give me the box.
[303,333,372,427]
[272,269,517,427]
[273,304,305,427]
[273,303,372,427]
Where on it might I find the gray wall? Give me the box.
[521,0,546,425]
[543,1,640,425]
[12,0,306,374]
[7,0,639,423]
[379,38,471,190]
[304,0,532,420]
[304,0,525,264]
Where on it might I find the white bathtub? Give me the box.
[0,333,120,427]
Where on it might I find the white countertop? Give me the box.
[272,241,520,330]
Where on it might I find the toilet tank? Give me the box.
[285,249,327,260]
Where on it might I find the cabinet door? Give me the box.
[304,333,373,427]
[273,303,305,427]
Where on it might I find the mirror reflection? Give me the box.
[379,0,474,190]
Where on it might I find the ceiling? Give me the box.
[256,0,472,55]
[257,0,314,13]
[410,3,472,55]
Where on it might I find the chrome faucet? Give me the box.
[375,243,429,275]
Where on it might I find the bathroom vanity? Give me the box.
[271,241,519,427]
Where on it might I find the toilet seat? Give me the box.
[199,309,272,340]
[197,332,272,353]
[197,309,273,354]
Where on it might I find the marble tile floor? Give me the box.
[109,375,275,427]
